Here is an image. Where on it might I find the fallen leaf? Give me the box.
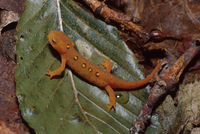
[0,0,26,14]
[0,47,29,134]
[15,0,162,133]
[0,10,19,34]
[0,121,17,134]
[178,81,200,133]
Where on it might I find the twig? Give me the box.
[176,119,189,134]
[176,117,200,134]
[130,39,200,133]
[82,0,150,42]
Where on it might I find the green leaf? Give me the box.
[15,0,163,133]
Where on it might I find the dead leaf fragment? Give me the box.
[0,121,16,134]
[191,128,200,134]
[0,10,19,35]
[178,81,200,133]
[156,95,182,133]
[0,46,30,134]
[0,0,26,14]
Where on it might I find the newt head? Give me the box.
[48,31,74,55]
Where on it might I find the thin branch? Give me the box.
[82,0,150,42]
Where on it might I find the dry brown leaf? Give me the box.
[0,47,30,134]
[0,0,26,14]
[0,1,28,133]
[0,10,19,35]
[178,81,200,133]
[156,95,182,133]
[0,121,17,134]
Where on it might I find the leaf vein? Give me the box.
[33,69,69,126]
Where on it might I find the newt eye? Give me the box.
[52,39,56,43]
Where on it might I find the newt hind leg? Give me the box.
[101,58,112,73]
[105,85,116,111]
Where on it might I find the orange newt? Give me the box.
[45,31,165,111]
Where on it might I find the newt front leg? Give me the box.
[45,56,67,78]
[101,58,112,73]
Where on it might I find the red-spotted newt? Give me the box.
[45,31,165,111]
